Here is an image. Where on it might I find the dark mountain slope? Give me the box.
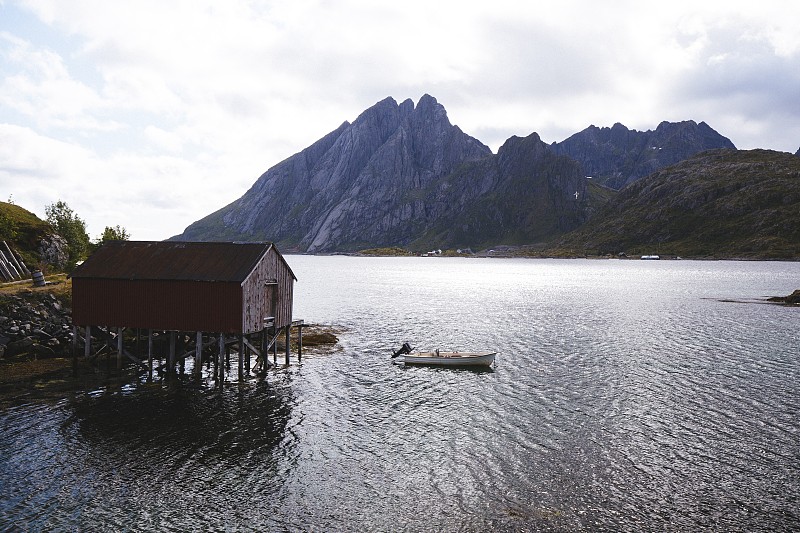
[412,133,588,250]
[556,149,800,258]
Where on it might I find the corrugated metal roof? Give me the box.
[70,241,289,282]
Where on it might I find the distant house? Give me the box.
[71,241,296,334]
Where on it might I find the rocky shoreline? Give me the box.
[767,289,800,305]
[0,287,73,360]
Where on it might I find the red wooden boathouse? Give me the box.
[70,241,300,381]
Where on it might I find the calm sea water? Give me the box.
[1,257,798,531]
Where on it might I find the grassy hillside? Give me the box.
[0,202,51,267]
[553,149,800,259]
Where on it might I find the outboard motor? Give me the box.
[392,342,413,358]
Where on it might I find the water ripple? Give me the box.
[2,258,799,531]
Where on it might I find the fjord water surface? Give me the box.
[1,257,798,531]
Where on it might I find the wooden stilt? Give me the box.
[148,329,153,381]
[218,334,225,385]
[213,334,218,377]
[285,325,290,366]
[245,335,251,373]
[117,327,124,370]
[72,325,78,376]
[273,325,277,364]
[206,333,211,370]
[260,329,266,360]
[297,323,303,363]
[238,334,244,380]
[135,328,141,359]
[168,331,176,374]
[195,331,202,377]
[178,334,185,374]
[84,325,92,358]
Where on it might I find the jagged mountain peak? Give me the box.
[550,119,735,189]
[175,95,492,252]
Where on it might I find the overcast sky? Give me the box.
[2,0,799,241]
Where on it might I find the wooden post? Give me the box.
[284,325,290,366]
[218,334,225,385]
[135,328,141,359]
[272,326,277,365]
[195,331,202,377]
[260,329,266,359]
[117,327,124,370]
[245,334,251,373]
[147,329,153,381]
[72,325,78,376]
[178,334,185,375]
[238,334,244,380]
[168,331,176,374]
[84,325,92,358]
[213,334,219,378]
[297,323,302,363]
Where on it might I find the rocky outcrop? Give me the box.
[768,289,800,305]
[38,234,69,270]
[0,291,73,359]
[175,95,492,252]
[550,120,736,189]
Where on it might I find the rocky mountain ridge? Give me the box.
[173,95,792,256]
[550,121,736,189]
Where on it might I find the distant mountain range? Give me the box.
[173,95,799,258]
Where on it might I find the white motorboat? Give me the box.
[391,344,496,367]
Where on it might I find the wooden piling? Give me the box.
[84,325,91,358]
[218,334,225,385]
[298,323,303,363]
[195,331,202,377]
[117,327,123,370]
[272,325,277,364]
[72,325,78,376]
[284,325,290,366]
[147,329,153,381]
[245,334,251,373]
[238,334,244,380]
[178,334,185,374]
[168,331,177,374]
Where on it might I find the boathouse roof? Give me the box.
[71,241,297,333]
[70,241,297,283]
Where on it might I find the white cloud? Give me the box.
[1,0,799,241]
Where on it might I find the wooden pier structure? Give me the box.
[69,241,301,384]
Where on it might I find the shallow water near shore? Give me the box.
[1,257,798,531]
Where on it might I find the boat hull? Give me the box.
[396,351,496,367]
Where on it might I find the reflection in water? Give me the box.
[70,380,294,464]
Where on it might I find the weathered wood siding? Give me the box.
[241,246,294,333]
[72,278,243,333]
[71,242,295,335]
